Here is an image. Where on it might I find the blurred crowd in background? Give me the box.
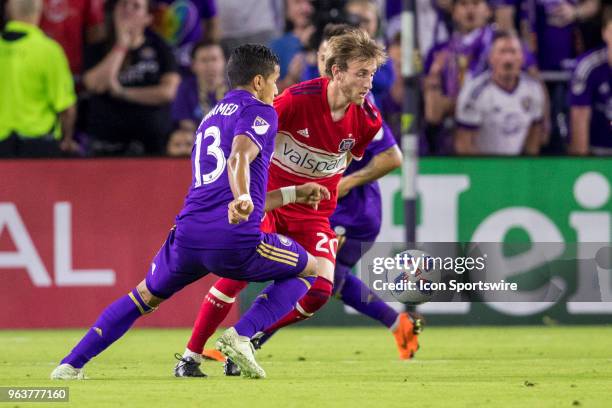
[0,0,610,158]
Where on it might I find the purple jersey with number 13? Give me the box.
[175,89,278,250]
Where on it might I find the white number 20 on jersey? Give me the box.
[315,232,339,258]
[194,126,226,187]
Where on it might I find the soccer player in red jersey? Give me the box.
[176,29,391,377]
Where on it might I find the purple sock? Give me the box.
[337,265,398,329]
[60,289,153,368]
[234,277,315,338]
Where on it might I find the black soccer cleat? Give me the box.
[223,357,241,376]
[174,353,207,378]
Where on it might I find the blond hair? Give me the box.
[324,29,387,78]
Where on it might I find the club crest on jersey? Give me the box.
[338,138,355,153]
[252,116,270,135]
[278,234,292,246]
[521,96,532,113]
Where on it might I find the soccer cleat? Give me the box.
[215,328,266,379]
[393,312,425,360]
[173,353,207,377]
[223,334,267,376]
[50,363,84,380]
[250,331,267,350]
[202,349,226,362]
[224,358,241,376]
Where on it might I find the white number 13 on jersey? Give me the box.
[194,126,226,187]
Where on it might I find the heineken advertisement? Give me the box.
[242,158,612,325]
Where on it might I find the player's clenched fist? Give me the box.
[295,183,331,210]
[228,197,254,224]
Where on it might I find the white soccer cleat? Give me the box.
[215,328,266,379]
[50,363,85,380]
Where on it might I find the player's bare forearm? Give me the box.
[264,190,284,212]
[339,146,402,197]
[226,135,259,224]
[265,183,330,212]
[227,135,259,199]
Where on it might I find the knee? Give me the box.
[136,280,164,308]
[297,253,318,278]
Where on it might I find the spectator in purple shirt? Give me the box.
[569,8,612,156]
[168,40,226,156]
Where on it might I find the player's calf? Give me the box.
[263,257,335,333]
[51,280,163,378]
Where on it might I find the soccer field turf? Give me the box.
[1,326,611,407]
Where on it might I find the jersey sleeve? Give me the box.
[234,104,278,152]
[455,79,483,129]
[570,58,595,107]
[273,89,294,130]
[156,36,179,75]
[365,121,397,156]
[531,81,545,122]
[352,99,383,160]
[45,42,76,113]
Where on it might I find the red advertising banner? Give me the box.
[0,159,239,328]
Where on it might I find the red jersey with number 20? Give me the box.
[269,77,383,219]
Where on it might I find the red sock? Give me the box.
[263,276,333,333]
[186,278,248,354]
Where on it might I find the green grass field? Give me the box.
[1,326,611,407]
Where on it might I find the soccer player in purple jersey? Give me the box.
[175,25,423,378]
[50,44,330,380]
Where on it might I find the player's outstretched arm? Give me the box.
[264,183,331,212]
[337,145,402,198]
[227,135,260,224]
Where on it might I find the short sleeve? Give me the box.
[273,89,293,130]
[234,104,278,152]
[455,80,483,129]
[45,42,76,113]
[531,81,545,122]
[155,36,179,75]
[365,121,398,156]
[351,98,383,160]
[570,59,594,107]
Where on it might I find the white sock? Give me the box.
[183,348,202,363]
